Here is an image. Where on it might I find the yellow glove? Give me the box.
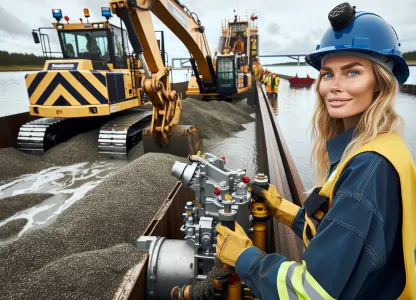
[216,222,253,267]
[251,184,300,227]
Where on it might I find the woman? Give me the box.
[216,3,416,299]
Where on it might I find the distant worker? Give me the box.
[264,71,272,97]
[250,37,257,57]
[253,64,259,79]
[215,3,415,299]
[233,36,244,53]
[271,73,280,99]
[230,31,237,47]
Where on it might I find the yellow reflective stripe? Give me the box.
[277,261,298,299]
[277,261,335,300]
[292,264,311,300]
[302,261,336,300]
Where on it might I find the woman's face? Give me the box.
[319,55,378,125]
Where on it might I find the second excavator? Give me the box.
[19,0,256,158]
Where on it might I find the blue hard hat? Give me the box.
[305,3,409,84]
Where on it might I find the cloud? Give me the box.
[266,22,280,35]
[0,5,31,37]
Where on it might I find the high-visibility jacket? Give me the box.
[235,131,415,299]
[271,76,280,93]
[311,133,416,299]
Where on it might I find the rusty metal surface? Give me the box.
[255,81,303,262]
[258,84,307,205]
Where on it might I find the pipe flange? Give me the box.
[252,215,271,222]
[147,236,166,299]
[218,209,237,222]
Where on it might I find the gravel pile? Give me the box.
[233,98,256,114]
[179,98,253,139]
[0,193,53,221]
[41,129,104,166]
[2,244,144,300]
[0,153,187,299]
[0,219,27,240]
[0,148,52,182]
[128,141,144,162]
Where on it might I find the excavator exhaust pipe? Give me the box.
[142,125,201,157]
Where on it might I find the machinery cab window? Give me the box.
[229,22,248,55]
[60,30,110,62]
[110,25,130,69]
[59,26,130,70]
[216,55,237,93]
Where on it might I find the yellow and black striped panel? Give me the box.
[25,70,108,107]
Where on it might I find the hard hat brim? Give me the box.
[306,48,409,84]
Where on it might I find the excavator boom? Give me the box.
[109,0,216,151]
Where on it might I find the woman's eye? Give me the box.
[321,72,333,79]
[348,70,360,77]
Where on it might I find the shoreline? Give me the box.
[0,66,43,72]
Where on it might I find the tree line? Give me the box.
[0,51,45,66]
[403,51,416,60]
[0,50,415,66]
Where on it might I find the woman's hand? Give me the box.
[251,184,300,227]
[216,222,253,267]
[251,184,282,216]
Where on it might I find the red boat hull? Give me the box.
[289,77,315,85]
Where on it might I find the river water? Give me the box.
[1,67,415,191]
[268,66,416,190]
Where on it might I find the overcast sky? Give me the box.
[0,0,415,64]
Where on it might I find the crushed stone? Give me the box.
[179,99,251,139]
[0,148,53,182]
[0,218,27,240]
[41,129,104,166]
[2,244,144,300]
[0,153,187,299]
[0,193,53,221]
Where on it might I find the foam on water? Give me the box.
[0,161,119,242]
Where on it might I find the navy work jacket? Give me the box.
[236,127,405,299]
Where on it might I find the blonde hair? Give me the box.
[310,62,405,186]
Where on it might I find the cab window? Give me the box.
[111,26,128,69]
[60,30,110,62]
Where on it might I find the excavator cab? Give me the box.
[57,23,130,70]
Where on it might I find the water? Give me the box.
[267,66,416,191]
[0,161,120,244]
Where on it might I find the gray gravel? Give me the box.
[233,98,256,114]
[0,219,27,240]
[0,148,53,182]
[179,98,254,139]
[0,153,187,299]
[2,243,144,300]
[41,129,104,166]
[0,193,53,221]
[128,141,144,162]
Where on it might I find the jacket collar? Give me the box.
[326,127,356,166]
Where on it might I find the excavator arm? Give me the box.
[109,0,214,147]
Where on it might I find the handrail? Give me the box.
[255,80,303,262]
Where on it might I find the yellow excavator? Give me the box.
[19,0,256,157]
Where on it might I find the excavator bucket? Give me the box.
[142,125,201,157]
